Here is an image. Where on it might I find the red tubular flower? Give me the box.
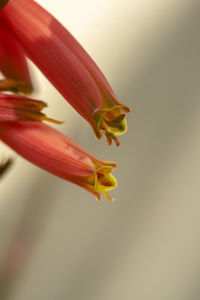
[0,18,32,94]
[1,0,130,145]
[0,92,115,199]
[0,93,61,123]
[0,0,120,199]
[0,121,117,200]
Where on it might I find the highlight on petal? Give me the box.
[0,17,32,94]
[0,93,62,123]
[0,122,117,200]
[1,0,130,145]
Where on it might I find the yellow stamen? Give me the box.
[43,116,64,124]
[95,172,117,200]
[93,104,129,146]
[82,164,117,200]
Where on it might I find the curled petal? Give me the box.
[1,0,130,145]
[0,17,33,94]
[0,122,117,199]
[0,93,62,123]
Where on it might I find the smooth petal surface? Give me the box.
[0,0,102,115]
[1,0,130,145]
[0,122,117,199]
[0,18,32,94]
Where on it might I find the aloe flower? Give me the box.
[1,0,130,145]
[0,1,119,199]
[0,92,117,199]
[0,121,117,200]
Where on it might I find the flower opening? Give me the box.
[75,160,117,200]
[92,100,130,146]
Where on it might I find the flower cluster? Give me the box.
[0,0,130,200]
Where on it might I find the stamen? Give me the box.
[101,189,113,201]
[94,105,128,145]
[101,120,120,146]
[80,164,116,200]
[43,116,64,124]
[106,132,120,146]
[100,181,113,186]
[105,133,112,146]
[94,168,117,200]
[105,114,125,128]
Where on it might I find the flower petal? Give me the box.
[0,93,61,123]
[0,121,117,199]
[0,18,33,94]
[0,0,102,114]
[1,0,130,145]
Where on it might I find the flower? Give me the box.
[0,93,62,123]
[0,121,117,200]
[0,0,121,200]
[1,0,130,145]
[0,18,32,94]
[0,91,117,199]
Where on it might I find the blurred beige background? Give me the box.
[1,0,200,299]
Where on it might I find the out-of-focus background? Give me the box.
[1,0,200,299]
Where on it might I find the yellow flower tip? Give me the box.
[95,166,118,200]
[0,78,33,95]
[81,162,117,200]
[93,104,130,146]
